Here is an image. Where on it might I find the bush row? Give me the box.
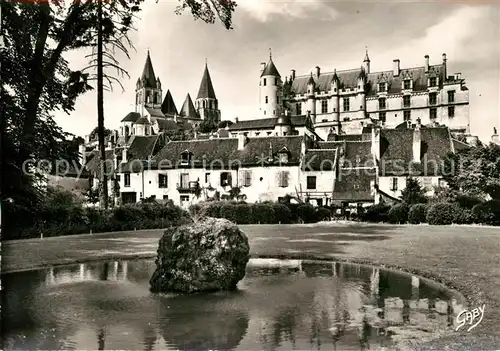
[189,201,333,225]
[3,193,192,240]
[360,199,500,226]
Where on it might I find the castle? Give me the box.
[80,50,482,210]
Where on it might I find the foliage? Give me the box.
[453,207,475,225]
[360,203,391,223]
[316,207,332,222]
[443,143,500,200]
[400,178,427,205]
[388,203,409,224]
[198,118,219,134]
[252,202,276,224]
[88,126,112,142]
[169,0,237,30]
[408,204,428,224]
[426,203,457,225]
[84,187,100,205]
[296,203,317,223]
[471,200,500,226]
[218,120,234,128]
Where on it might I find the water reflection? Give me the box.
[2,259,466,350]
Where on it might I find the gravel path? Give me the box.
[2,222,500,350]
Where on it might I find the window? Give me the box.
[263,78,267,86]
[205,173,211,184]
[275,78,278,85]
[307,176,317,190]
[316,199,323,207]
[429,92,437,105]
[448,106,455,118]
[429,77,437,87]
[279,152,289,163]
[296,102,302,116]
[379,98,386,110]
[158,174,168,188]
[278,171,289,187]
[321,100,328,114]
[264,111,266,115]
[150,195,156,200]
[448,90,455,103]
[124,173,130,187]
[241,170,252,187]
[116,175,121,183]
[404,110,411,121]
[180,195,189,202]
[273,110,276,115]
[267,131,272,136]
[379,112,386,123]
[403,95,411,108]
[343,98,350,112]
[180,151,191,165]
[379,82,387,92]
[255,132,260,136]
[163,195,169,200]
[265,96,268,104]
[391,178,398,191]
[404,79,411,90]
[422,177,432,191]
[430,108,437,119]
[220,172,232,187]
[180,173,189,188]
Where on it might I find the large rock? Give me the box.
[149,217,250,293]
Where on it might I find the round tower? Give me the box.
[331,69,340,126]
[274,109,293,136]
[357,67,366,111]
[259,51,282,118]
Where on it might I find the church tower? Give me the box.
[135,51,162,116]
[363,48,371,74]
[259,51,282,119]
[195,62,220,124]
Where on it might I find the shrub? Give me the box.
[426,203,456,225]
[316,207,331,222]
[401,178,427,205]
[453,207,475,225]
[388,203,409,224]
[361,203,391,223]
[272,203,293,224]
[408,204,428,224]
[472,200,500,225]
[455,195,483,209]
[252,203,276,224]
[297,203,317,223]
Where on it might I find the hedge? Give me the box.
[408,204,428,224]
[360,203,391,223]
[388,203,409,224]
[472,200,500,226]
[426,203,457,225]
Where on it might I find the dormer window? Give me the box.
[180,150,191,165]
[403,79,411,90]
[379,82,387,92]
[429,77,437,87]
[278,147,290,163]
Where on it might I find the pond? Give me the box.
[2,258,466,350]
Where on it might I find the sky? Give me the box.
[56,0,500,142]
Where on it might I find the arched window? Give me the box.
[203,100,206,108]
[124,125,130,136]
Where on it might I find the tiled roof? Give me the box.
[228,116,311,131]
[85,149,117,177]
[140,51,157,89]
[179,94,199,119]
[290,64,445,96]
[145,107,165,118]
[152,135,303,169]
[333,170,375,202]
[452,138,472,151]
[318,141,344,149]
[135,117,151,125]
[121,112,141,122]
[340,141,373,168]
[154,118,179,131]
[261,57,281,78]
[197,64,217,99]
[161,90,178,116]
[327,133,364,142]
[379,127,453,176]
[303,149,338,171]
[118,135,161,172]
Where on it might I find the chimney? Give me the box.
[121,146,128,163]
[455,72,462,80]
[371,125,381,161]
[174,114,178,123]
[315,66,320,78]
[307,110,311,118]
[492,127,499,145]
[260,62,266,74]
[238,134,248,150]
[290,69,296,81]
[424,55,429,73]
[442,53,447,79]
[234,117,239,123]
[413,120,422,163]
[393,59,400,77]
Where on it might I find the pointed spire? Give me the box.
[333,68,338,80]
[180,94,199,119]
[364,47,370,62]
[307,72,315,85]
[161,89,178,116]
[269,47,272,59]
[197,63,217,99]
[141,51,157,88]
[260,53,281,78]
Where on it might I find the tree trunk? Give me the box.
[97,0,108,209]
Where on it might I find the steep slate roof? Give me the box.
[135,117,151,125]
[179,94,199,119]
[303,149,338,171]
[197,64,217,99]
[328,133,364,142]
[290,64,446,97]
[261,57,281,78]
[152,135,303,169]
[161,90,178,116]
[333,171,375,202]
[140,51,157,88]
[228,116,311,131]
[379,127,453,176]
[118,135,161,172]
[145,107,165,118]
[340,141,373,168]
[121,112,141,122]
[85,149,118,177]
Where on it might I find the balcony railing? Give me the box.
[177,181,199,192]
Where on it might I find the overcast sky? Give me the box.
[57,0,500,142]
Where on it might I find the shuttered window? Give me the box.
[278,171,289,187]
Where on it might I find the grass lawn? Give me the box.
[2,222,500,350]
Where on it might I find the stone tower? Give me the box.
[195,62,220,124]
[259,51,282,119]
[135,51,162,116]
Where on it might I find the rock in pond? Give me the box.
[149,217,250,293]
